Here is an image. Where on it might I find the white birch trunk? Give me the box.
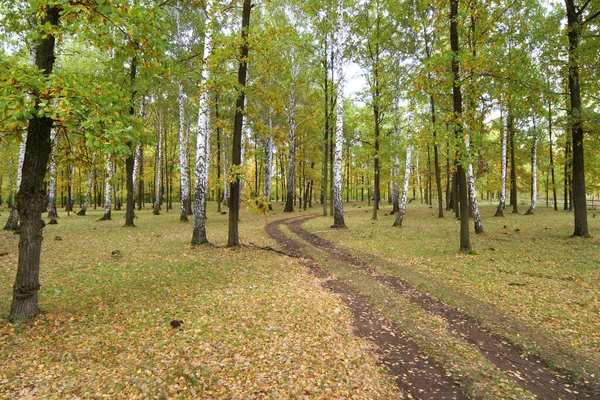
[68,164,75,211]
[223,134,230,205]
[284,88,296,212]
[526,135,538,215]
[5,135,26,230]
[263,113,273,206]
[178,84,190,221]
[332,0,346,228]
[495,111,508,216]
[465,136,483,233]
[176,4,190,222]
[101,157,113,220]
[133,143,142,200]
[416,151,422,201]
[154,114,163,215]
[192,0,214,244]
[394,115,413,227]
[78,163,94,215]
[47,129,59,218]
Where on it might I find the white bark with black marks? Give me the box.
[465,136,483,233]
[495,112,508,217]
[332,0,346,228]
[47,129,58,219]
[526,134,538,215]
[394,111,413,227]
[154,114,163,215]
[263,113,273,207]
[192,0,214,244]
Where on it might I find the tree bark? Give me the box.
[9,5,60,323]
[99,157,113,221]
[526,134,538,215]
[77,164,94,216]
[508,112,518,213]
[4,138,26,231]
[47,129,59,219]
[192,0,214,245]
[153,114,163,215]
[450,0,471,253]
[393,122,413,227]
[332,0,346,229]
[565,0,589,236]
[495,110,508,216]
[264,112,273,210]
[548,96,557,211]
[227,0,251,246]
[284,88,296,213]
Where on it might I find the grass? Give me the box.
[303,201,600,386]
[0,203,397,399]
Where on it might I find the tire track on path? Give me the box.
[284,214,600,400]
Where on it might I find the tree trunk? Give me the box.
[99,158,113,221]
[5,138,26,231]
[227,0,251,246]
[284,89,296,213]
[192,0,214,245]
[465,137,483,233]
[508,112,518,213]
[153,114,163,215]
[178,83,190,222]
[322,45,329,216]
[9,6,60,323]
[431,96,443,218]
[393,124,413,227]
[548,96,557,211]
[565,0,589,236]
[526,134,538,215]
[495,111,508,217]
[332,0,346,229]
[47,129,59,219]
[77,164,94,216]
[264,112,273,210]
[450,0,471,253]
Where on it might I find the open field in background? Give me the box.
[303,202,600,385]
[0,204,397,399]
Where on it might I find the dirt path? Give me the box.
[265,214,600,400]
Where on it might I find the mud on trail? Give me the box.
[265,215,600,400]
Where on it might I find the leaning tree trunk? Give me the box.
[526,134,538,215]
[153,114,163,215]
[284,89,296,213]
[394,121,413,227]
[227,0,251,247]
[9,6,60,323]
[192,0,214,245]
[47,128,59,220]
[264,114,273,210]
[331,0,346,229]
[495,111,508,217]
[4,137,26,231]
[99,157,113,221]
[77,164,94,216]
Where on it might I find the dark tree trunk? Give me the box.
[9,6,60,323]
[566,0,590,236]
[125,57,137,227]
[227,0,251,247]
[432,96,443,218]
[450,0,471,253]
[508,112,518,213]
[548,97,558,211]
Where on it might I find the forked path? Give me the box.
[265,215,600,400]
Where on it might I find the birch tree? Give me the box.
[77,163,94,216]
[176,2,191,222]
[46,129,59,220]
[331,0,346,229]
[192,0,214,245]
[264,113,274,210]
[100,157,114,221]
[4,136,26,231]
[393,109,413,227]
[495,111,507,217]
[153,113,163,215]
[526,120,538,215]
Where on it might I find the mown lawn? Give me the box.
[0,204,397,399]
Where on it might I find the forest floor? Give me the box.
[1,200,600,399]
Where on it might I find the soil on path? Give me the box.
[265,214,600,400]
